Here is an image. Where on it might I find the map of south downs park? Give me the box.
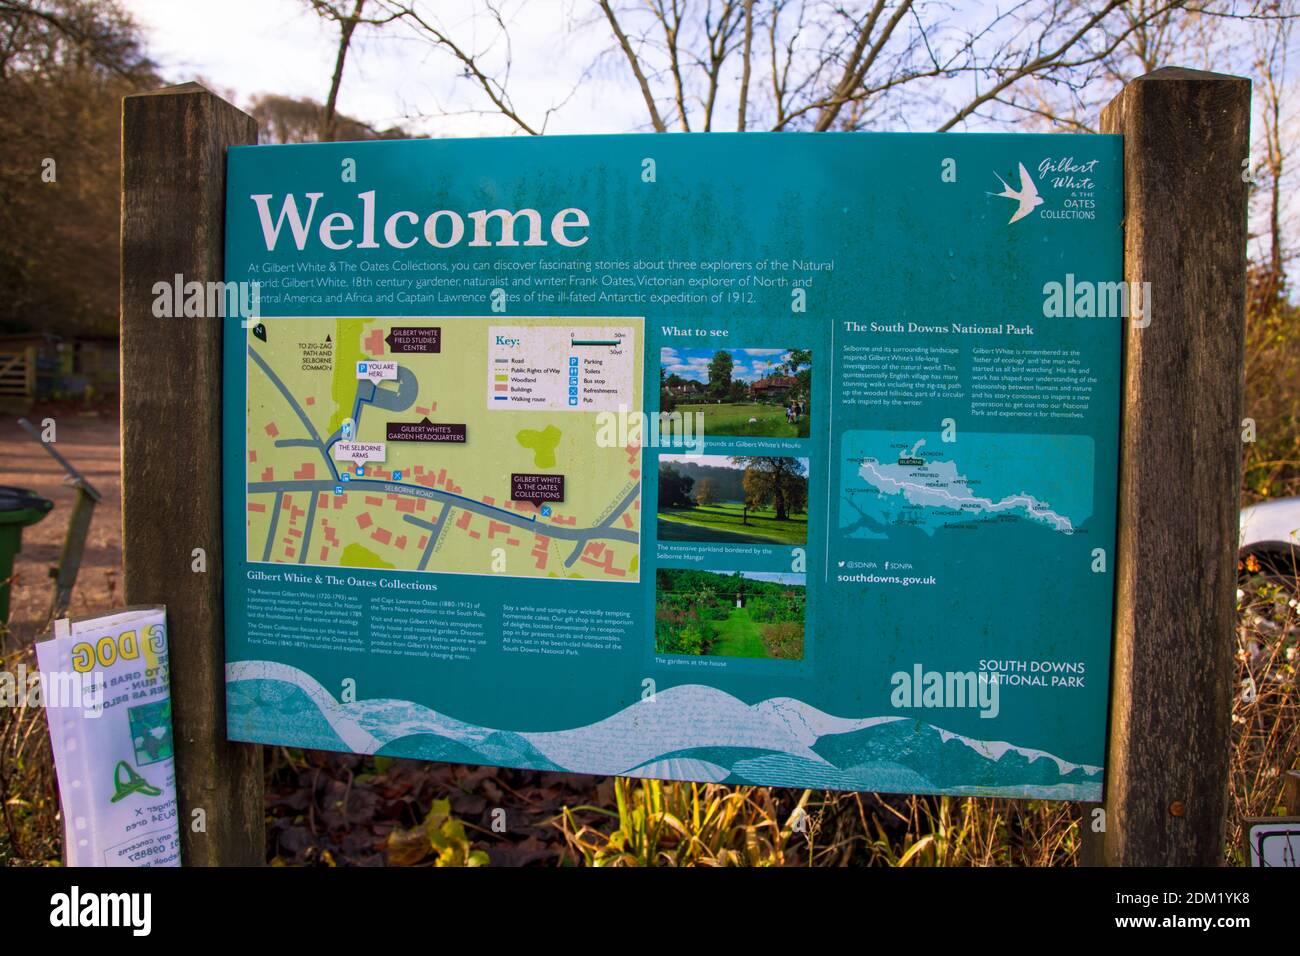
[838,430,1095,539]
[245,316,643,582]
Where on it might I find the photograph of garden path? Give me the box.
[655,568,806,660]
[657,454,809,545]
[660,347,811,439]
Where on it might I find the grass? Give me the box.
[558,778,801,866]
[664,402,810,439]
[708,608,769,657]
[0,644,59,865]
[1227,560,1300,862]
[657,502,808,545]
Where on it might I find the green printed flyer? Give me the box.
[223,134,1121,798]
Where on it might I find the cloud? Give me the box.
[661,347,797,384]
[663,356,710,382]
[125,0,663,137]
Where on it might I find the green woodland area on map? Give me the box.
[654,568,806,660]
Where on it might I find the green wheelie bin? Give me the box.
[0,486,53,626]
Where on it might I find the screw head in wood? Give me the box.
[1169,800,1186,817]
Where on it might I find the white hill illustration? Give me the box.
[226,661,1101,799]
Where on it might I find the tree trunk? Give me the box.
[321,0,366,142]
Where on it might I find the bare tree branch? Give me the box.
[737,0,754,129]
[599,0,668,130]
[305,0,377,141]
[378,1,541,134]
[937,0,1145,132]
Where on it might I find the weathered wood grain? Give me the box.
[1099,67,1251,866]
[120,82,263,866]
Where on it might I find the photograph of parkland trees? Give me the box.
[660,347,812,438]
[658,454,809,545]
[655,569,807,660]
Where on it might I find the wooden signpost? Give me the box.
[120,83,263,866]
[1098,67,1250,866]
[119,67,1251,867]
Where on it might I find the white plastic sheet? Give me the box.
[37,606,181,866]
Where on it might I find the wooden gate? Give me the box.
[0,347,37,402]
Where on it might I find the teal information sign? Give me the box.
[223,134,1122,799]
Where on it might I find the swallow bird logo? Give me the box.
[991,163,1043,224]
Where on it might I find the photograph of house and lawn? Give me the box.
[654,568,807,660]
[657,454,809,545]
[660,347,812,438]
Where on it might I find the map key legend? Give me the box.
[486,324,636,412]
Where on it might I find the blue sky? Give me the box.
[739,572,805,586]
[660,347,797,385]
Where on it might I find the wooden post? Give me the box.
[120,82,263,865]
[1099,67,1251,865]
[1285,770,1300,817]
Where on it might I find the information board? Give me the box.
[223,133,1122,798]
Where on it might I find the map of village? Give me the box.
[245,316,643,582]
